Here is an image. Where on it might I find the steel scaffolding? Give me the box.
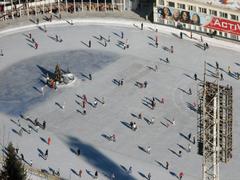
[197,61,233,180]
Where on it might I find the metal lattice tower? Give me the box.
[197,61,233,180]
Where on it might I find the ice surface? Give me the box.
[0,19,239,180]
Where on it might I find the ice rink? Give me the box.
[0,18,240,180]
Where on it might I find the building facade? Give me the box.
[153,0,240,41]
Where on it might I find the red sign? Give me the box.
[204,17,240,35]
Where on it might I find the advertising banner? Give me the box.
[204,17,240,35]
[157,6,240,35]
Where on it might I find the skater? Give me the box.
[179,150,182,157]
[48,137,51,145]
[19,128,23,136]
[44,25,47,32]
[93,100,98,107]
[180,32,183,39]
[29,160,32,167]
[45,149,48,159]
[104,40,107,47]
[83,108,86,115]
[172,118,175,125]
[99,35,103,41]
[205,42,209,49]
[36,18,39,24]
[155,65,158,71]
[102,97,105,104]
[126,39,129,48]
[89,73,92,80]
[79,169,82,177]
[179,172,184,180]
[220,73,223,80]
[111,173,115,179]
[94,171,98,179]
[146,146,151,154]
[128,166,132,174]
[141,22,143,30]
[200,36,203,42]
[83,94,87,102]
[89,40,91,48]
[151,100,156,109]
[108,35,110,42]
[138,112,142,119]
[43,120,46,130]
[77,148,81,156]
[166,57,169,63]
[150,117,155,124]
[28,127,32,134]
[82,100,86,108]
[228,66,231,74]
[120,79,124,86]
[0,49,3,56]
[188,88,192,95]
[155,35,158,48]
[193,136,196,144]
[35,42,38,49]
[56,35,58,42]
[121,31,124,39]
[111,134,116,142]
[170,45,174,53]
[188,133,192,140]
[216,62,219,69]
[190,31,192,39]
[188,144,191,152]
[21,153,24,161]
[29,32,32,39]
[161,97,164,104]
[147,172,151,180]
[133,122,137,131]
[143,81,148,88]
[166,161,169,170]
[194,73,197,81]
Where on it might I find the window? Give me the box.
[168,1,175,8]
[177,3,185,9]
[199,7,207,14]
[209,9,217,16]
[220,11,228,18]
[158,0,164,6]
[230,14,238,21]
[188,5,196,11]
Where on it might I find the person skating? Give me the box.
[146,146,151,154]
[216,62,219,69]
[188,133,192,140]
[89,73,92,80]
[89,40,92,48]
[43,120,46,129]
[166,161,169,170]
[166,57,169,63]
[194,73,197,81]
[35,42,38,49]
[111,134,116,142]
[94,171,98,179]
[77,148,81,156]
[220,73,223,80]
[45,149,48,159]
[144,81,148,88]
[141,22,143,30]
[111,172,115,179]
[79,169,82,177]
[147,172,151,180]
[170,45,174,53]
[188,144,191,152]
[179,172,184,180]
[128,166,132,174]
[179,150,182,157]
[188,88,192,95]
[93,100,98,108]
[180,32,183,39]
[48,137,51,145]
[138,113,142,119]
[121,31,124,39]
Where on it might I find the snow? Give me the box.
[0,18,240,180]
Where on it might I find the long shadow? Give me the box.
[162,46,170,52]
[47,35,57,42]
[36,65,55,79]
[177,88,189,95]
[183,73,194,80]
[146,66,156,71]
[235,62,240,66]
[112,79,120,86]
[81,41,90,48]
[164,117,173,124]
[142,102,152,110]
[170,171,178,178]
[27,43,35,49]
[29,18,37,24]
[40,137,48,144]
[25,38,34,43]
[160,58,169,63]
[138,145,148,154]
[12,128,20,135]
[120,121,132,130]
[116,43,125,50]
[148,42,155,47]
[64,136,136,180]
[155,160,166,169]
[71,169,79,176]
[120,165,127,172]
[38,26,46,32]
[194,43,205,50]
[172,33,181,39]
[80,72,90,80]
[186,102,197,112]
[92,35,101,40]
[133,24,141,30]
[130,113,138,119]
[147,36,154,41]
[168,148,180,157]
[112,32,121,38]
[33,86,42,94]
[143,117,151,125]
[10,118,19,126]
[86,169,95,178]
[177,143,188,152]
[94,97,104,105]
[179,132,191,143]
[101,134,111,141]
[97,41,106,47]
[138,171,148,179]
